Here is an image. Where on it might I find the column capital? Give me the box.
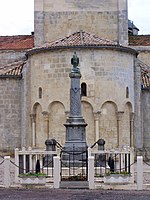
[116,111,124,121]
[42,111,49,121]
[30,114,36,123]
[93,110,101,120]
[130,112,134,121]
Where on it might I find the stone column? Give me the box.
[130,112,134,147]
[116,111,124,147]
[63,52,87,158]
[30,114,36,146]
[93,111,101,141]
[42,111,49,139]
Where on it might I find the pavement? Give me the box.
[0,189,150,200]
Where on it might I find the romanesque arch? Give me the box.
[81,101,94,146]
[100,101,118,149]
[48,101,66,145]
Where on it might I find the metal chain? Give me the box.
[10,160,35,172]
[143,160,150,167]
[0,160,4,165]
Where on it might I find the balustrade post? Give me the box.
[137,156,143,190]
[88,156,95,189]
[53,156,60,188]
[15,148,19,183]
[130,148,134,183]
[4,156,11,188]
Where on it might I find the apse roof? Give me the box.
[43,31,118,47]
[27,31,137,56]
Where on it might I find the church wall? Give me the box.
[0,78,21,153]
[142,89,150,158]
[130,46,150,66]
[29,48,135,148]
[34,0,128,46]
[0,50,26,67]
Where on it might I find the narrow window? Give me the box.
[126,87,129,98]
[39,87,42,99]
[81,82,87,96]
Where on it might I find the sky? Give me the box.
[0,0,150,36]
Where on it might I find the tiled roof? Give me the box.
[129,35,150,46]
[43,31,118,48]
[0,35,34,50]
[28,31,137,55]
[141,67,150,88]
[0,60,26,77]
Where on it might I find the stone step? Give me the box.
[60,181,89,189]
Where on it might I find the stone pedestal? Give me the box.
[62,53,88,165]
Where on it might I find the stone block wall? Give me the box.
[34,0,128,46]
[0,78,21,153]
[0,50,26,68]
[28,47,135,148]
[142,89,150,158]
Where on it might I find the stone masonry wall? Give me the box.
[0,78,21,153]
[0,50,26,68]
[34,0,128,46]
[142,89,150,158]
[28,48,135,148]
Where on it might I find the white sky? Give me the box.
[0,0,149,36]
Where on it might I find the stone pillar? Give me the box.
[134,59,143,149]
[53,156,60,189]
[94,111,101,141]
[130,112,134,147]
[137,156,143,190]
[4,156,11,188]
[88,156,95,189]
[116,111,124,147]
[30,114,36,146]
[15,148,19,184]
[42,111,49,139]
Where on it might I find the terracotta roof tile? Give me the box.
[129,35,150,46]
[0,60,26,77]
[0,35,34,50]
[43,31,118,48]
[141,67,150,88]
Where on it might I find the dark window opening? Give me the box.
[39,87,42,99]
[81,82,87,96]
[126,87,129,98]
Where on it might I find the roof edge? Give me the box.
[0,74,22,79]
[26,45,138,56]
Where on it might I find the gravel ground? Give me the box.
[0,189,150,200]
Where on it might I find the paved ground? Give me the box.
[0,189,150,200]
